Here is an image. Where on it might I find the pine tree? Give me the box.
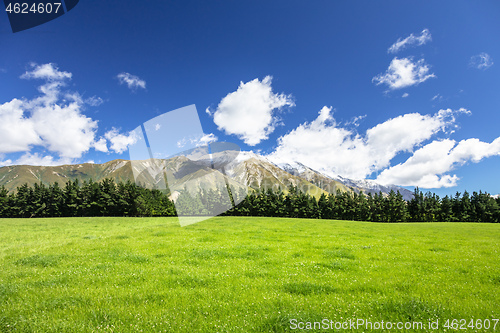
[0,185,10,217]
[317,193,329,219]
[32,182,49,217]
[439,195,453,222]
[357,192,371,221]
[408,187,424,222]
[63,180,80,217]
[460,191,472,222]
[15,183,33,218]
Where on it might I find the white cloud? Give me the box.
[470,53,494,70]
[176,133,218,149]
[267,107,470,181]
[117,72,146,90]
[373,57,436,90]
[0,64,98,159]
[105,128,138,153]
[16,153,71,166]
[197,133,218,146]
[0,99,41,153]
[0,63,134,165]
[93,138,108,152]
[402,93,409,98]
[207,76,294,146]
[0,153,72,167]
[388,29,432,54]
[29,97,98,159]
[21,63,72,81]
[431,94,443,102]
[176,138,187,148]
[85,96,104,106]
[0,159,13,167]
[376,137,500,188]
[346,114,366,127]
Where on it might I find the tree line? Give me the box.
[223,186,500,223]
[0,179,175,218]
[0,180,499,222]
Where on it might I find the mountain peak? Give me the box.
[0,153,413,200]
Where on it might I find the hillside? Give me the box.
[0,152,413,199]
[0,160,134,192]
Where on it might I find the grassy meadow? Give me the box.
[0,217,499,332]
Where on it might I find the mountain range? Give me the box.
[0,151,414,200]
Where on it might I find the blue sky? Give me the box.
[0,0,499,197]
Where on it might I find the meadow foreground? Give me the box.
[0,217,499,332]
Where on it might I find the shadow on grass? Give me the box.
[15,254,65,267]
[323,248,355,260]
[0,284,17,304]
[283,282,337,296]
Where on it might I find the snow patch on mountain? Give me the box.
[108,160,128,173]
[333,175,414,200]
[266,155,414,200]
[234,151,269,164]
[221,151,270,176]
[275,161,307,175]
[28,169,40,181]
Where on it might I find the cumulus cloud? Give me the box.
[21,63,72,81]
[117,72,146,90]
[29,97,98,159]
[207,76,294,146]
[0,159,13,167]
[0,63,134,166]
[0,153,71,167]
[105,128,138,154]
[373,57,436,90]
[376,138,500,188]
[402,93,409,98]
[267,107,470,182]
[17,153,71,166]
[388,29,431,54]
[93,137,108,153]
[0,99,41,153]
[470,53,494,70]
[0,63,97,159]
[197,133,218,146]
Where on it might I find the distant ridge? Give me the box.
[0,153,413,199]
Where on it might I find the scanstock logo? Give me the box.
[128,105,249,227]
[3,0,79,33]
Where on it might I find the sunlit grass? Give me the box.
[0,217,499,332]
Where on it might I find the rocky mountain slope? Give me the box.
[0,152,413,199]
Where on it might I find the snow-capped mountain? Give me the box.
[270,159,414,200]
[0,150,414,200]
[331,175,414,200]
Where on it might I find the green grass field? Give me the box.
[0,217,499,332]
